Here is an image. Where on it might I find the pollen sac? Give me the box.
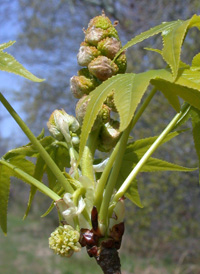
[77,44,100,66]
[88,56,118,81]
[97,37,121,59]
[98,120,121,152]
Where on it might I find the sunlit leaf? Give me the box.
[23,156,46,219]
[79,69,174,160]
[0,51,44,82]
[162,19,191,79]
[191,53,200,71]
[162,15,200,79]
[0,41,15,51]
[79,73,135,160]
[114,20,179,61]
[125,180,143,208]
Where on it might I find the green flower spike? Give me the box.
[49,225,81,257]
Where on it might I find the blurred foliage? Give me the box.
[1,0,200,264]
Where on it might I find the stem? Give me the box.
[109,103,190,214]
[0,159,61,201]
[95,247,121,274]
[98,87,157,225]
[94,141,120,211]
[0,93,73,194]
[81,128,99,182]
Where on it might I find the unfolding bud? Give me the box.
[77,45,100,66]
[70,75,98,99]
[114,52,127,74]
[88,14,112,30]
[49,225,81,257]
[47,109,79,142]
[85,26,106,46]
[97,37,121,59]
[76,96,110,131]
[98,120,121,152]
[88,56,118,81]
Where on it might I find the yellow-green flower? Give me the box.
[49,225,81,257]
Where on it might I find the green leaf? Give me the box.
[0,50,44,82]
[116,132,195,193]
[0,156,34,234]
[126,131,182,156]
[125,180,143,208]
[162,20,190,79]
[4,136,55,159]
[41,201,55,217]
[161,15,200,79]
[190,107,200,183]
[23,156,46,219]
[0,164,11,235]
[152,77,200,111]
[0,41,15,51]
[79,69,174,160]
[191,53,200,71]
[140,157,196,172]
[114,20,179,61]
[79,73,135,160]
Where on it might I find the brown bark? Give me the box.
[95,247,121,274]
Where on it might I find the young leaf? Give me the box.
[23,156,46,219]
[190,107,200,183]
[162,19,191,79]
[191,53,200,71]
[114,20,179,61]
[126,131,182,155]
[0,51,44,82]
[162,15,200,79]
[79,69,174,160]
[79,73,135,160]
[152,77,200,111]
[125,180,143,208]
[0,41,16,51]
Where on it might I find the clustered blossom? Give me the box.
[71,12,126,152]
[49,225,81,257]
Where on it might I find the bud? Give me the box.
[98,120,121,152]
[97,37,121,59]
[88,14,112,30]
[70,75,98,99]
[49,225,81,257]
[88,56,118,81]
[77,45,100,66]
[114,52,127,74]
[76,96,110,131]
[85,26,106,46]
[47,109,79,142]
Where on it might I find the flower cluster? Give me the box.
[49,225,81,257]
[71,12,126,152]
